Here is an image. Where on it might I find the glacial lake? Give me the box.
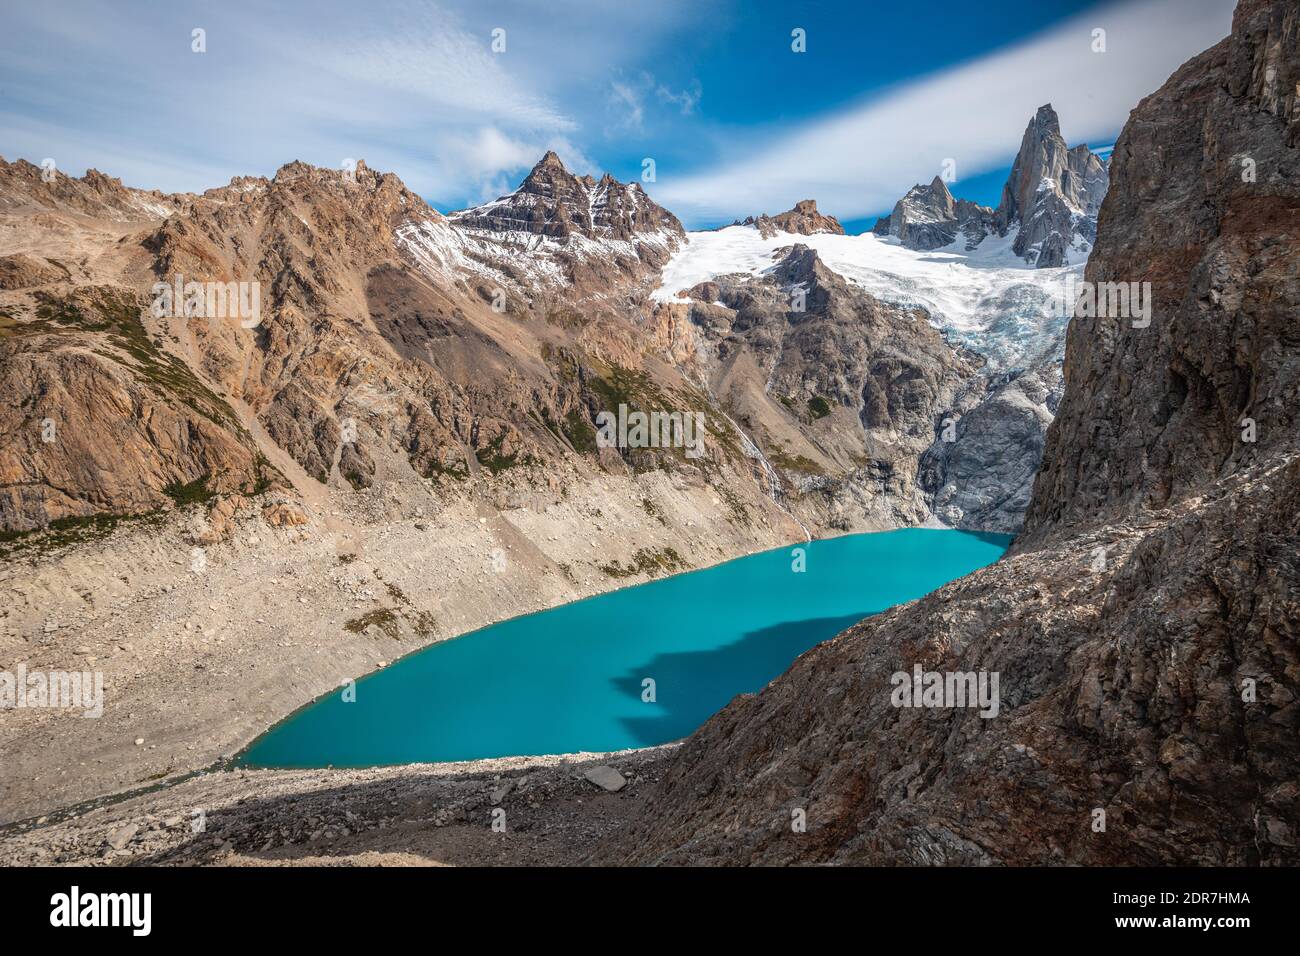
[238,529,1009,768]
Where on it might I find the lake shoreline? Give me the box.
[239,528,1008,770]
[0,472,811,829]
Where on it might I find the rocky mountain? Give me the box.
[874,105,1109,267]
[0,137,1066,553]
[0,148,810,821]
[871,176,995,252]
[656,198,1076,533]
[439,151,685,299]
[0,157,186,221]
[598,0,1299,866]
[996,104,1109,267]
[0,152,761,543]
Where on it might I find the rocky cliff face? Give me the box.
[1024,0,1299,536]
[919,364,1062,533]
[598,0,1299,866]
[874,106,1108,266]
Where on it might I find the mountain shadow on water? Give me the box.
[611,612,870,747]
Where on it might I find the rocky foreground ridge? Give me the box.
[597,0,1299,866]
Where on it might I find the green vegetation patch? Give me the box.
[641,497,666,524]
[162,473,215,508]
[599,546,687,579]
[562,407,597,454]
[475,433,521,475]
[0,510,166,562]
[343,608,401,639]
[769,449,825,475]
[807,395,834,420]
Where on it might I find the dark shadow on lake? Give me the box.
[611,611,870,747]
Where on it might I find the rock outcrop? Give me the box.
[919,364,1062,534]
[738,199,845,238]
[0,286,273,532]
[598,0,1299,866]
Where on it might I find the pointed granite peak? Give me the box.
[1032,103,1062,136]
[928,175,954,201]
[451,152,684,243]
[995,103,1110,265]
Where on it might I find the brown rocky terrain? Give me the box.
[594,0,1299,866]
[0,150,808,826]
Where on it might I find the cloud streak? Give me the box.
[650,0,1236,223]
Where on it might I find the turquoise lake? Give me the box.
[239,528,1009,768]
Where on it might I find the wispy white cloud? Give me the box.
[0,0,688,205]
[608,82,647,132]
[650,0,1236,223]
[313,5,575,132]
[435,128,597,206]
[605,72,703,134]
[657,81,702,116]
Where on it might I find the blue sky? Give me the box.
[0,0,1235,231]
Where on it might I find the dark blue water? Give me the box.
[239,529,1009,767]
